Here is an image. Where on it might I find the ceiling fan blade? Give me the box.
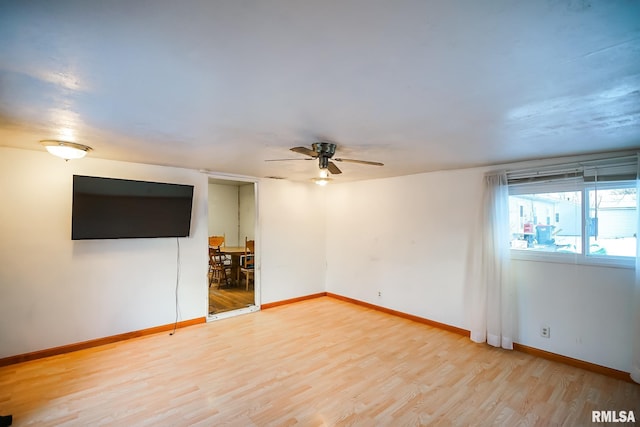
[327,161,342,174]
[290,146,317,157]
[265,158,314,162]
[334,158,384,166]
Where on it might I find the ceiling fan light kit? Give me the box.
[312,177,332,186]
[268,141,384,184]
[40,140,92,160]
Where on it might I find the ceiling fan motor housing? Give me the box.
[313,142,336,169]
[312,142,336,157]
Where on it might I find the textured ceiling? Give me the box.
[1,1,639,183]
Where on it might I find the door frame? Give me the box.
[204,172,260,321]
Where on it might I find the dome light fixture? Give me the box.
[40,140,92,160]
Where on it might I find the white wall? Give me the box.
[207,182,239,245]
[513,260,634,371]
[239,183,256,242]
[207,182,256,246]
[325,169,483,330]
[258,179,326,304]
[325,168,635,372]
[0,147,209,359]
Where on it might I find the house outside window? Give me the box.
[506,156,637,267]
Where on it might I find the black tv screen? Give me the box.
[72,175,194,240]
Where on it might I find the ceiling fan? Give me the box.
[267,142,383,181]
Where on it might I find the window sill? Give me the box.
[510,250,635,269]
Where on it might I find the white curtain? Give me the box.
[632,154,640,383]
[470,172,515,350]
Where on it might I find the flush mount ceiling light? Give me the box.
[40,140,92,160]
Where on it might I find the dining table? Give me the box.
[218,246,246,284]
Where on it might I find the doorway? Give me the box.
[206,176,258,319]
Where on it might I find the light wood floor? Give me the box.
[1,297,638,426]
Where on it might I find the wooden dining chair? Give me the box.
[238,237,255,291]
[209,246,231,288]
[208,235,225,248]
[209,234,231,266]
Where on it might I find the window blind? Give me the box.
[506,154,638,185]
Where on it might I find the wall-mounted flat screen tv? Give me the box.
[72,175,194,240]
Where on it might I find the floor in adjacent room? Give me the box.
[208,284,255,315]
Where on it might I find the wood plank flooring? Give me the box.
[209,286,255,314]
[1,297,638,426]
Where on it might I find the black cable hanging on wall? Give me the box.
[169,237,180,336]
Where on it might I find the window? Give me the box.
[509,190,582,254]
[506,155,638,267]
[586,184,637,257]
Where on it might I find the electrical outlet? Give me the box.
[378,291,382,297]
[540,325,550,338]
